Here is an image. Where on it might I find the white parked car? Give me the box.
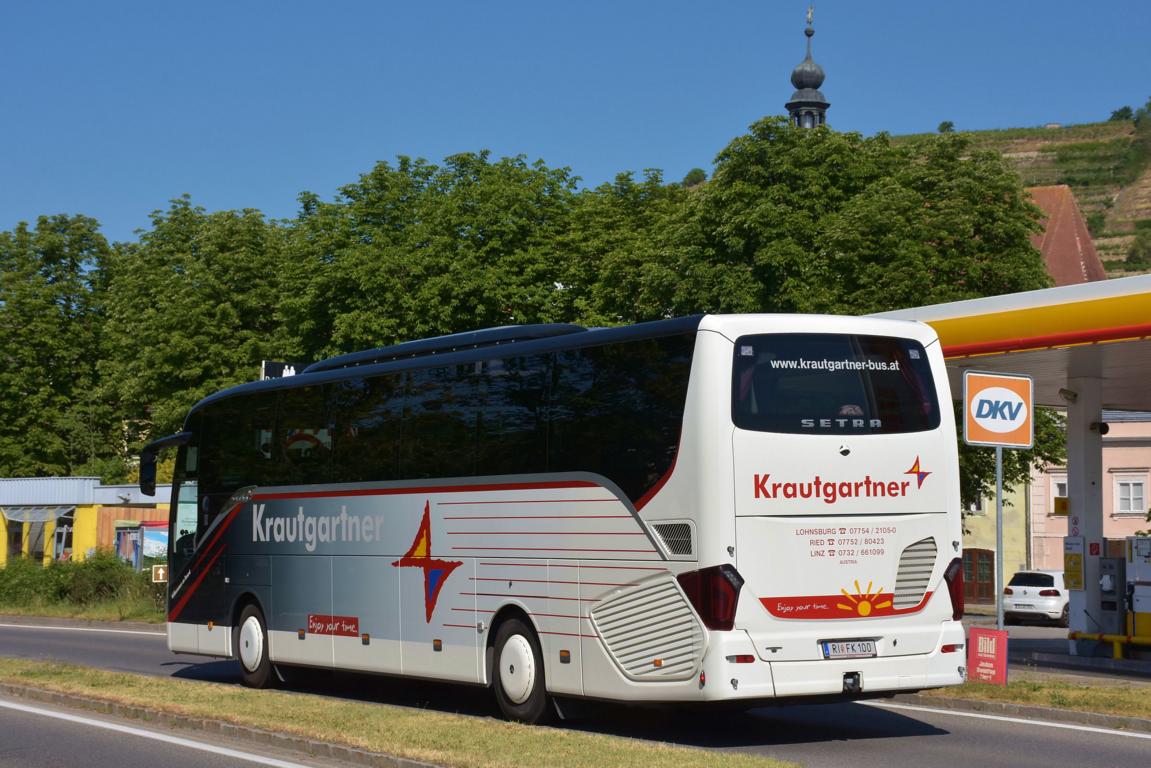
[1003,570,1069,627]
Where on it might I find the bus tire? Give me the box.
[493,618,550,724]
[236,604,275,689]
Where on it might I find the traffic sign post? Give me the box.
[963,371,1034,631]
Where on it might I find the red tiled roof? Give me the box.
[1027,185,1107,285]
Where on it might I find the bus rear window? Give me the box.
[732,333,940,435]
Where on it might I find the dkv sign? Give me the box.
[964,372,1034,448]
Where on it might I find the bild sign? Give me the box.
[963,371,1034,449]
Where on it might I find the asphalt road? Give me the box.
[0,695,351,768]
[1,618,1148,768]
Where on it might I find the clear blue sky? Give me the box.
[2,0,1148,244]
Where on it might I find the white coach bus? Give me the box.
[140,314,966,723]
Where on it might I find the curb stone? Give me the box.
[0,682,444,768]
[897,692,1151,734]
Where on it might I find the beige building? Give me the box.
[1031,413,1151,571]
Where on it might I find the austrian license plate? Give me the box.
[821,640,877,659]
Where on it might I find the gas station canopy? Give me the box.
[877,274,1151,409]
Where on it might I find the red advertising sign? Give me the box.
[967,627,1009,686]
[307,614,360,637]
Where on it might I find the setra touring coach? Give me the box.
[140,313,967,722]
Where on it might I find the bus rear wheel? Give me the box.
[493,618,551,724]
[236,604,274,689]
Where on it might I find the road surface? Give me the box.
[1,619,1147,768]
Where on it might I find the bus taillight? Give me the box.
[943,557,964,621]
[678,565,744,631]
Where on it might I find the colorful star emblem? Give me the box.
[392,501,462,622]
[905,456,931,489]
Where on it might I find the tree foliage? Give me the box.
[640,119,1049,320]
[0,215,116,477]
[1110,106,1134,122]
[1,117,1062,500]
[99,197,289,443]
[281,152,577,361]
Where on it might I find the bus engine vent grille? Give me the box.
[651,522,694,556]
[590,578,704,681]
[893,537,937,609]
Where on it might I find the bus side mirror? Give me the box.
[139,449,158,496]
[138,431,193,497]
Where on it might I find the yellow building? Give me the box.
[963,484,1031,605]
[0,478,169,567]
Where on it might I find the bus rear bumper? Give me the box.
[689,621,966,703]
[767,650,966,698]
[764,621,967,698]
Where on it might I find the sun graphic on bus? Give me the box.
[837,580,892,617]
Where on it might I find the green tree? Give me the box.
[1135,96,1151,126]
[651,119,1049,318]
[281,152,578,360]
[937,120,955,133]
[0,215,117,477]
[99,197,289,444]
[632,118,1058,504]
[681,167,707,187]
[957,406,1066,510]
[1127,227,1151,268]
[1110,105,1134,121]
[560,170,687,325]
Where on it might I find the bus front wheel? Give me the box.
[236,604,274,689]
[493,618,550,723]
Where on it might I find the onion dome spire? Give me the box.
[786,6,830,128]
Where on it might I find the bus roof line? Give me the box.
[187,315,705,416]
[302,323,588,374]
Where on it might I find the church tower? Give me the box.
[786,6,830,128]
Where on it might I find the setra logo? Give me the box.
[969,387,1027,434]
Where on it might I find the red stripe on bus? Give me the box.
[443,515,632,520]
[461,592,591,601]
[574,564,666,571]
[447,531,647,536]
[470,577,627,587]
[477,562,665,570]
[168,545,226,622]
[539,631,598,638]
[437,499,618,506]
[453,547,656,553]
[478,562,548,567]
[167,501,243,622]
[634,448,678,511]
[251,480,599,501]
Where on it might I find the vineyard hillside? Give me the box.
[896,120,1151,273]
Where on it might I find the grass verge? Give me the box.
[0,658,795,768]
[0,552,165,623]
[0,601,163,623]
[928,677,1151,720]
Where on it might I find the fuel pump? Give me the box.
[1129,537,1151,639]
[1098,556,1126,635]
